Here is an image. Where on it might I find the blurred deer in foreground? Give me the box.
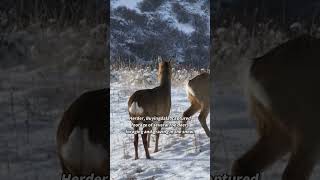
[181,72,210,137]
[57,89,109,176]
[128,57,172,159]
[232,35,320,180]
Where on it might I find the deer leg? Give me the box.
[181,102,201,137]
[282,136,318,180]
[155,120,165,153]
[59,155,71,175]
[133,126,139,160]
[96,158,109,176]
[232,133,290,177]
[147,134,151,148]
[61,163,70,175]
[142,127,151,159]
[198,105,210,137]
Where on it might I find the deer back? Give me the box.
[248,35,320,134]
[128,87,171,117]
[187,72,209,106]
[57,88,109,175]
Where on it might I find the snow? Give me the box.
[180,0,208,17]
[110,68,210,179]
[157,1,196,34]
[175,22,195,34]
[111,0,143,12]
[159,0,208,34]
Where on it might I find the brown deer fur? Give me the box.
[57,88,109,176]
[128,60,172,159]
[181,72,210,137]
[232,35,320,180]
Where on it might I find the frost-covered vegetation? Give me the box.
[0,0,106,29]
[111,64,208,87]
[110,0,209,67]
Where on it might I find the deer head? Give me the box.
[157,57,172,83]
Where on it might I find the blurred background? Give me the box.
[211,1,320,179]
[0,1,108,179]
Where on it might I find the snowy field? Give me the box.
[110,68,210,179]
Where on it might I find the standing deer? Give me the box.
[232,35,320,180]
[128,58,172,159]
[57,88,109,176]
[181,72,210,137]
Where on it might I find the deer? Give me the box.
[128,57,172,159]
[231,35,320,180]
[56,88,109,176]
[181,72,210,137]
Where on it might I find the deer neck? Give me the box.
[159,72,171,91]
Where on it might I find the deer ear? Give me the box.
[157,56,162,63]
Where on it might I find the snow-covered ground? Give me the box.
[110,68,210,179]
